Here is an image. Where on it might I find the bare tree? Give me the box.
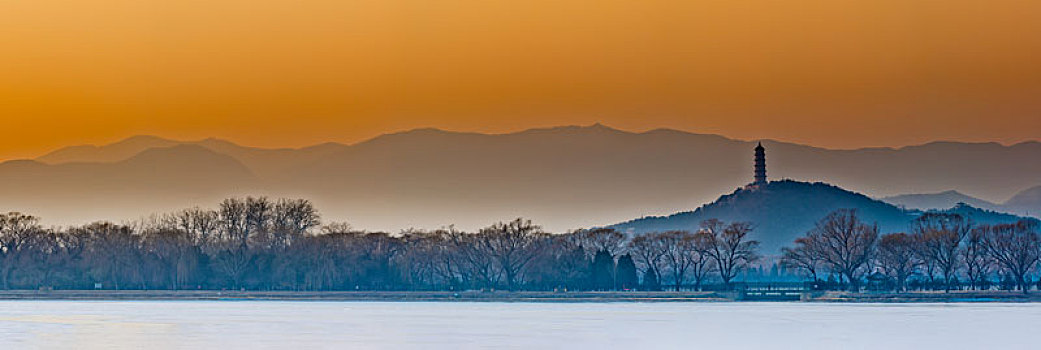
[0,213,42,289]
[780,237,823,282]
[217,198,250,250]
[982,221,1041,294]
[627,233,667,289]
[21,229,67,288]
[244,197,274,249]
[699,219,760,288]
[212,199,255,287]
[271,199,321,250]
[142,228,197,290]
[876,232,920,292]
[803,209,878,291]
[74,222,142,290]
[912,213,970,292]
[431,227,467,289]
[452,231,500,290]
[658,231,694,291]
[686,231,714,291]
[476,219,548,291]
[321,222,354,235]
[577,228,627,258]
[358,232,404,290]
[173,207,219,248]
[962,227,993,290]
[287,234,337,290]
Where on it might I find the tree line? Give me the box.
[0,197,758,292]
[1,198,1037,293]
[780,209,1041,293]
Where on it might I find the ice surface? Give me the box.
[0,301,1037,349]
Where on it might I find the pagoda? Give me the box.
[753,142,767,185]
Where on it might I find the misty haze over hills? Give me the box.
[2,124,1040,232]
[613,181,1034,253]
[879,189,1041,218]
[881,191,1004,212]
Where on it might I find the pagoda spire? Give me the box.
[754,142,767,185]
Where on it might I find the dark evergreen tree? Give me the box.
[558,245,591,291]
[642,267,661,291]
[615,254,639,290]
[590,249,615,290]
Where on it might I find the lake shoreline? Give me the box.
[0,290,730,302]
[3,290,1041,302]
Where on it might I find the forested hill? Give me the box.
[610,180,1035,254]
[936,203,1031,227]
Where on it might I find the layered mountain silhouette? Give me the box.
[3,124,1040,232]
[1005,185,1041,217]
[0,144,258,225]
[881,188,1041,218]
[611,181,1034,254]
[881,190,1003,212]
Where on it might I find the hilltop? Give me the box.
[611,180,1033,254]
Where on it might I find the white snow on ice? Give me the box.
[0,301,1037,349]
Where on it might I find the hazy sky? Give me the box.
[2,0,1040,160]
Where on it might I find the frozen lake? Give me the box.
[1,301,1039,349]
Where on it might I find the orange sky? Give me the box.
[2,0,1040,160]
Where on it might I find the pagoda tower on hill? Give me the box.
[753,142,767,185]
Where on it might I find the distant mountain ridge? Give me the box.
[3,124,1041,231]
[36,135,183,164]
[611,180,1034,254]
[881,190,1003,211]
[881,188,1041,219]
[36,135,349,179]
[1005,185,1041,217]
[0,144,258,224]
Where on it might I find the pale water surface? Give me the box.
[0,301,1037,349]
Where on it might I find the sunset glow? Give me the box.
[2,0,1041,159]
